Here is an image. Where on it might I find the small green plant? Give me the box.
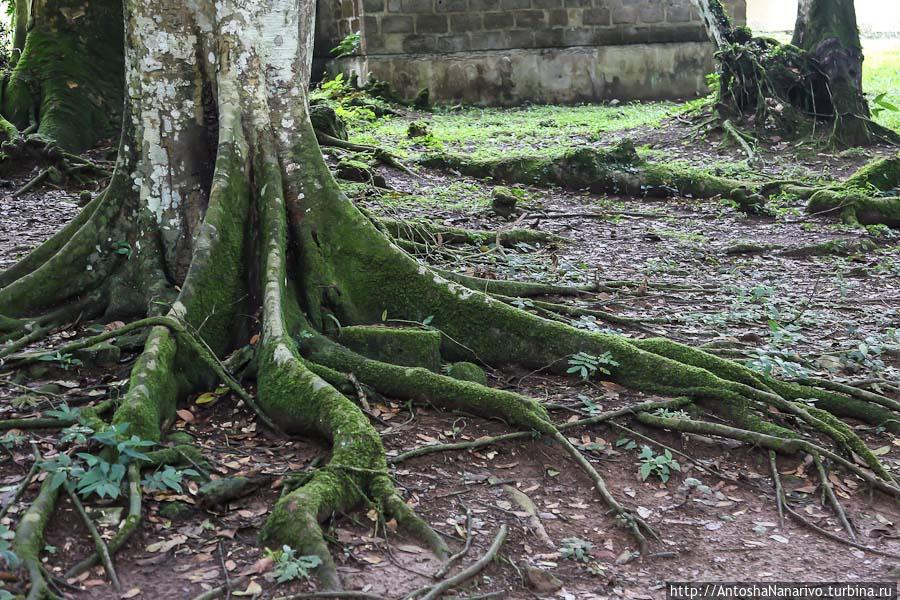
[0,524,18,568]
[60,424,95,445]
[267,545,323,583]
[0,431,25,449]
[871,92,899,118]
[37,351,83,370]
[652,407,691,419]
[638,445,680,483]
[571,315,602,332]
[748,348,808,379]
[73,453,127,498]
[511,297,534,310]
[142,465,200,493]
[615,437,637,450]
[559,537,593,562]
[45,402,81,421]
[578,394,602,416]
[40,424,157,500]
[330,31,360,58]
[112,240,133,259]
[567,351,618,380]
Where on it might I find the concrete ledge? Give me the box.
[333,42,716,105]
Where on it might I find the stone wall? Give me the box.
[316,0,747,104]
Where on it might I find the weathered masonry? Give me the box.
[314,0,747,105]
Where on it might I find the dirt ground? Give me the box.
[1,110,899,600]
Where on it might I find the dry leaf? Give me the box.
[233,580,262,597]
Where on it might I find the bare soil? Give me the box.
[1,118,899,600]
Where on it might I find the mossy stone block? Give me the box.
[338,325,442,372]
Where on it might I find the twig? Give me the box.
[389,397,691,464]
[435,508,473,579]
[66,487,120,590]
[412,525,508,600]
[813,454,857,542]
[66,464,142,578]
[218,541,232,600]
[0,444,41,522]
[768,451,785,531]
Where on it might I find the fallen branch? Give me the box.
[412,525,508,600]
[66,487,121,590]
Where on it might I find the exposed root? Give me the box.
[434,268,599,298]
[13,479,60,600]
[299,329,657,551]
[390,397,691,464]
[435,509,473,579]
[769,453,900,559]
[420,139,762,202]
[785,154,900,227]
[373,216,564,248]
[316,129,417,176]
[634,412,900,496]
[489,292,668,333]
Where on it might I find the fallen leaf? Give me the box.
[233,580,262,597]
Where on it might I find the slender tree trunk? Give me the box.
[792,0,871,146]
[11,0,29,65]
[2,0,123,150]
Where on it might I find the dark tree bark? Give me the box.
[792,0,872,146]
[693,0,885,147]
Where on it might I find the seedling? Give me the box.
[567,351,618,380]
[559,537,594,562]
[638,445,680,483]
[267,545,323,583]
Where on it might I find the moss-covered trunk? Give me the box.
[2,0,124,151]
[792,0,871,146]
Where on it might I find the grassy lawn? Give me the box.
[349,36,899,157]
[864,39,900,132]
[351,102,673,161]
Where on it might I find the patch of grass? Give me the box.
[352,102,673,162]
[863,40,900,133]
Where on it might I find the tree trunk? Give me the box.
[3,0,900,593]
[2,0,123,150]
[792,0,872,146]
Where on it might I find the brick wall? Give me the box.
[329,0,747,56]
[314,0,747,104]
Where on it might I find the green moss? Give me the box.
[178,123,252,356]
[351,103,672,164]
[4,0,123,150]
[445,361,487,385]
[808,189,900,227]
[419,140,754,200]
[335,325,442,371]
[13,478,60,598]
[112,326,179,442]
[374,217,562,247]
